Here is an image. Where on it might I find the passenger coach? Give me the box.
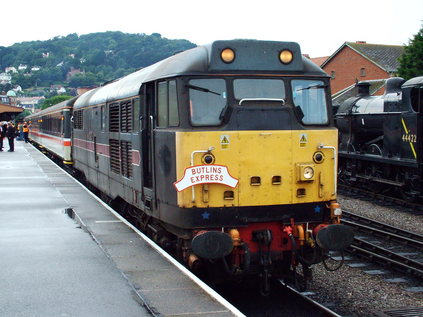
[27,98,75,164]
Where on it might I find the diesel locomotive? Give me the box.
[27,40,353,293]
[335,76,423,201]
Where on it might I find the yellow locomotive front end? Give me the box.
[155,40,354,292]
[175,129,338,207]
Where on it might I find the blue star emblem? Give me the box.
[314,205,321,213]
[202,211,210,220]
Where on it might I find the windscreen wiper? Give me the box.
[186,84,221,96]
[296,84,327,91]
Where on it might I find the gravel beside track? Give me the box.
[308,195,423,317]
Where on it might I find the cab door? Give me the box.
[87,107,99,186]
[141,83,156,211]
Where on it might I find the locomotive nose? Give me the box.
[316,224,354,251]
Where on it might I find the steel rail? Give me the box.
[348,239,423,278]
[279,280,343,317]
[343,210,423,246]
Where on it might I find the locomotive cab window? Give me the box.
[291,79,329,125]
[410,87,422,113]
[157,80,179,127]
[234,79,285,102]
[188,78,226,126]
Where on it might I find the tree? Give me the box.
[398,25,423,80]
[14,109,32,122]
[40,95,72,110]
[68,72,98,87]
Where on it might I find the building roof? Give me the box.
[6,90,16,97]
[310,56,329,67]
[322,42,404,73]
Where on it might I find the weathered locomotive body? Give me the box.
[336,76,423,199]
[28,40,353,292]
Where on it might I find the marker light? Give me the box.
[303,166,314,179]
[202,153,215,164]
[330,201,342,219]
[279,49,293,64]
[313,151,325,164]
[221,48,235,63]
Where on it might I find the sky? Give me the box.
[3,0,422,58]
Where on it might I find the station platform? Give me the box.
[0,141,243,317]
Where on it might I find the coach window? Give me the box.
[188,78,226,126]
[291,79,328,125]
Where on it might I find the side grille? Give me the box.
[109,103,119,132]
[120,140,133,178]
[109,139,132,179]
[109,139,120,174]
[74,110,83,129]
[120,101,133,133]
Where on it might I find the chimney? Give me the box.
[357,81,371,96]
[356,41,367,44]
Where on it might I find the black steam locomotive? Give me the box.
[335,76,423,200]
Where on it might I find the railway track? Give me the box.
[342,210,423,279]
[338,184,423,215]
[278,281,343,317]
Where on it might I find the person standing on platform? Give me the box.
[0,122,6,151]
[0,122,7,151]
[6,121,16,152]
[17,122,23,141]
[23,122,29,143]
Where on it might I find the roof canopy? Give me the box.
[0,104,23,121]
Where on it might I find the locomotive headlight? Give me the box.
[221,48,235,63]
[303,166,314,179]
[279,49,293,64]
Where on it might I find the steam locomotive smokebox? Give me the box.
[191,231,234,260]
[316,224,354,251]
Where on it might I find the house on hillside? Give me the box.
[5,67,17,73]
[0,72,12,85]
[16,96,45,112]
[321,41,404,95]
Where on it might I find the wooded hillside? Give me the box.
[0,32,196,89]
